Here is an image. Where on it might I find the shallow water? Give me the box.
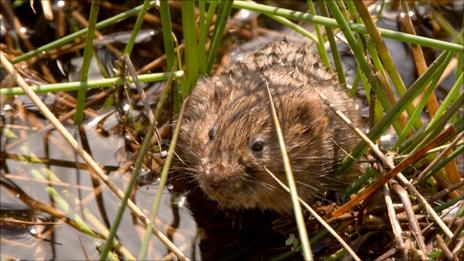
[0,110,199,260]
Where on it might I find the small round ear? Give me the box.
[277,93,328,136]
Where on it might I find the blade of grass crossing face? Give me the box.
[74,0,100,124]
[264,81,313,261]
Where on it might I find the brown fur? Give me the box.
[175,40,361,213]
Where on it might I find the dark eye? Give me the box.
[251,140,265,152]
[208,126,217,140]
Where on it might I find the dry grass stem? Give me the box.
[415,131,464,183]
[317,90,454,238]
[391,182,427,257]
[122,54,155,123]
[264,168,361,261]
[436,234,456,260]
[383,184,408,259]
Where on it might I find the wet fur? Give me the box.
[175,40,361,213]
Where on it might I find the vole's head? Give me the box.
[177,75,332,213]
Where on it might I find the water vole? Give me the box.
[175,39,361,213]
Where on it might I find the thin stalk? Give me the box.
[159,0,180,112]
[353,0,421,129]
[206,0,233,73]
[325,0,405,134]
[47,188,97,237]
[17,145,134,259]
[260,10,317,42]
[2,51,187,259]
[231,1,464,53]
[198,0,207,74]
[138,96,188,260]
[198,0,219,74]
[420,144,464,183]
[394,61,450,148]
[336,0,349,20]
[316,0,346,88]
[408,94,464,155]
[306,0,331,67]
[74,0,100,124]
[434,193,464,213]
[160,0,175,70]
[458,29,463,80]
[336,50,452,175]
[345,0,388,102]
[400,71,463,154]
[350,69,361,96]
[1,71,184,96]
[12,1,157,63]
[342,167,378,202]
[264,81,313,260]
[16,148,97,238]
[100,68,177,261]
[124,0,152,55]
[429,72,463,127]
[181,0,199,96]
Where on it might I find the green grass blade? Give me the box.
[206,0,234,74]
[336,50,453,175]
[74,0,100,124]
[231,1,464,53]
[429,72,463,127]
[180,0,200,96]
[353,0,421,130]
[138,95,188,260]
[407,93,463,155]
[264,82,313,261]
[306,0,330,67]
[12,1,157,63]
[420,144,464,183]
[198,0,207,74]
[1,71,184,96]
[124,0,152,55]
[160,0,180,111]
[316,0,346,88]
[394,59,454,148]
[260,9,318,42]
[100,68,177,261]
